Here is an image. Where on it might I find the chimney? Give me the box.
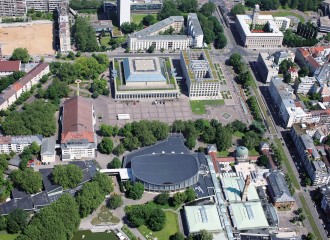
[241,175,251,201]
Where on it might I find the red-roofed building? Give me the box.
[61,96,96,160]
[0,60,21,77]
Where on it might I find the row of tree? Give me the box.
[296,23,318,39]
[245,0,320,11]
[283,29,318,47]
[155,188,196,206]
[72,17,99,52]
[0,71,25,93]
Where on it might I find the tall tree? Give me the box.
[231,3,245,16]
[6,209,29,233]
[10,169,42,194]
[10,48,30,63]
[52,164,83,189]
[76,182,104,217]
[98,137,114,154]
[199,3,216,17]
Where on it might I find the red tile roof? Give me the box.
[323,96,330,102]
[19,62,48,86]
[61,96,94,143]
[12,82,23,92]
[0,60,20,72]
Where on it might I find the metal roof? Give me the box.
[131,153,199,185]
[266,172,295,203]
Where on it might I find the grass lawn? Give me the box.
[249,148,260,156]
[274,138,300,190]
[132,14,157,24]
[233,131,245,138]
[190,100,225,115]
[138,211,179,240]
[146,200,180,211]
[100,36,111,47]
[0,233,19,240]
[72,230,117,240]
[271,11,305,23]
[299,194,323,240]
[217,150,230,157]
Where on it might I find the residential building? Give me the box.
[320,183,330,217]
[273,50,295,64]
[0,62,49,110]
[0,135,42,154]
[295,46,330,74]
[268,76,294,108]
[0,60,21,77]
[257,53,279,83]
[180,50,221,99]
[319,16,330,32]
[291,125,330,185]
[112,57,180,100]
[90,20,113,33]
[187,13,204,48]
[103,0,163,14]
[61,96,96,160]
[294,76,318,95]
[235,5,290,49]
[314,63,330,87]
[25,0,62,12]
[265,171,295,209]
[0,0,27,16]
[321,0,330,16]
[40,137,56,163]
[57,1,71,53]
[117,0,130,26]
[288,67,299,81]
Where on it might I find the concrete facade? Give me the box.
[57,0,71,53]
[117,0,130,26]
[0,0,27,16]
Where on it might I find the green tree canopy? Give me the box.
[155,192,170,205]
[108,157,121,169]
[173,192,187,206]
[6,209,29,233]
[147,208,166,231]
[170,232,185,240]
[125,182,144,200]
[199,2,215,17]
[113,144,126,156]
[52,164,83,189]
[108,194,123,209]
[76,182,104,217]
[158,0,182,20]
[198,229,213,240]
[185,188,196,202]
[99,124,113,137]
[92,172,114,195]
[98,137,114,154]
[214,33,227,49]
[10,48,30,63]
[10,169,42,194]
[257,155,269,167]
[142,14,156,26]
[231,3,245,16]
[72,17,99,52]
[242,131,261,150]
[215,125,232,151]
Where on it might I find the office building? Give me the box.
[57,0,71,52]
[117,0,130,26]
[187,13,204,48]
[291,125,330,185]
[236,5,290,49]
[0,135,42,153]
[180,50,221,99]
[0,0,27,16]
[104,0,163,14]
[61,96,96,160]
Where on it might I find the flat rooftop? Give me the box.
[222,176,259,202]
[185,205,223,233]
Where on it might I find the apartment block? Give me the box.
[0,0,27,16]
[0,135,42,153]
[187,13,204,48]
[294,76,318,95]
[25,0,62,12]
[0,63,49,110]
[291,125,330,185]
[57,0,71,52]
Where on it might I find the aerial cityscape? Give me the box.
[0,0,329,239]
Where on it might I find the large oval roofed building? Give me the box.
[131,153,199,192]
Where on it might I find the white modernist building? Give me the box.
[294,76,318,95]
[180,50,221,100]
[236,5,290,49]
[117,0,130,26]
[128,13,204,51]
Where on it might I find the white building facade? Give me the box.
[57,1,71,53]
[117,0,130,26]
[0,135,42,154]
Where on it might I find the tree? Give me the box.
[198,229,213,240]
[158,0,182,20]
[6,209,29,233]
[52,164,83,189]
[214,33,227,49]
[98,137,114,154]
[125,182,144,200]
[123,136,141,151]
[215,125,232,151]
[92,91,99,99]
[93,172,114,195]
[229,53,241,66]
[199,2,216,17]
[99,124,113,137]
[72,17,99,52]
[147,45,155,53]
[298,213,305,221]
[283,72,291,83]
[296,207,303,214]
[142,14,156,26]
[304,177,312,186]
[306,232,315,240]
[113,144,126,156]
[155,192,170,205]
[29,142,40,155]
[185,188,196,202]
[108,194,123,209]
[0,154,9,173]
[120,22,138,34]
[147,208,166,231]
[173,192,187,206]
[170,232,185,240]
[0,215,6,231]
[108,157,122,169]
[10,169,42,194]
[231,3,245,16]
[243,131,261,150]
[230,120,246,132]
[257,155,269,167]
[76,182,104,217]
[10,48,30,63]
